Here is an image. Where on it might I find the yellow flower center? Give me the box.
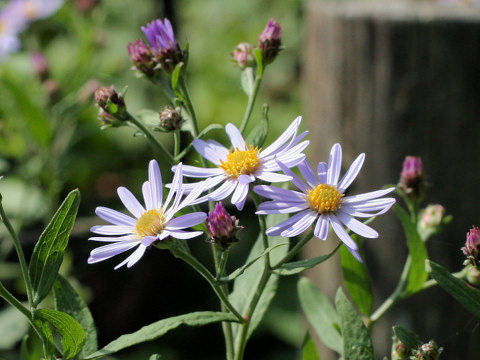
[135,209,165,238]
[219,145,261,179]
[306,184,344,214]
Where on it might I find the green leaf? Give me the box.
[240,67,255,97]
[393,325,419,350]
[302,333,321,360]
[335,288,375,360]
[53,275,97,357]
[340,238,373,316]
[245,104,269,148]
[297,277,343,354]
[426,260,480,318]
[0,305,29,350]
[393,204,428,294]
[35,308,86,359]
[84,312,236,359]
[274,243,340,276]
[253,48,264,76]
[170,62,184,91]
[229,213,289,341]
[29,189,81,306]
[135,109,159,127]
[221,242,288,282]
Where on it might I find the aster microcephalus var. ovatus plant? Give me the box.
[88,160,207,269]
[254,143,396,261]
[175,116,309,210]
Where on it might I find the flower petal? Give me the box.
[142,181,153,210]
[266,209,313,236]
[336,212,378,238]
[255,171,292,183]
[231,182,249,210]
[327,214,358,250]
[317,162,327,183]
[193,139,229,165]
[114,244,147,269]
[117,187,145,218]
[338,153,365,193]
[90,225,133,236]
[166,212,207,230]
[253,185,305,202]
[260,116,302,157]
[297,159,318,187]
[175,164,223,178]
[281,210,317,237]
[164,163,183,210]
[225,123,246,150]
[95,207,136,226]
[276,159,309,192]
[343,187,395,205]
[326,143,342,186]
[89,240,138,260]
[314,215,329,240]
[89,235,137,242]
[165,230,204,239]
[149,160,163,208]
[208,180,237,201]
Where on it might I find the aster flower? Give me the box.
[254,143,396,261]
[88,160,207,269]
[0,2,26,60]
[175,116,309,211]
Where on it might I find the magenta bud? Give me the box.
[258,18,282,64]
[462,226,480,268]
[127,39,155,77]
[232,42,254,69]
[399,156,424,198]
[206,203,242,249]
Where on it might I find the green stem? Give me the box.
[0,198,34,309]
[216,249,234,360]
[272,230,314,269]
[180,77,199,137]
[239,69,264,135]
[125,113,174,164]
[171,247,244,323]
[173,130,181,158]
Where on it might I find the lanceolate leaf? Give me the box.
[393,204,428,294]
[53,275,97,357]
[302,333,321,360]
[35,308,86,359]
[340,238,373,316]
[241,67,255,97]
[297,277,343,354]
[84,312,236,359]
[393,325,419,350]
[29,189,81,306]
[427,260,480,318]
[335,288,375,360]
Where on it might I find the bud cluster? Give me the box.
[206,203,242,249]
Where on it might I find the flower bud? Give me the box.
[232,42,254,69]
[158,106,183,131]
[31,52,49,81]
[94,86,126,117]
[462,226,480,268]
[399,156,424,198]
[127,39,156,77]
[392,339,410,359]
[97,110,123,129]
[206,203,242,249]
[419,204,445,230]
[411,340,441,360]
[258,18,282,65]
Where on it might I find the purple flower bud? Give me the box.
[399,156,424,198]
[31,52,49,81]
[127,39,155,77]
[462,226,480,268]
[206,203,241,249]
[94,86,126,116]
[258,18,282,64]
[158,106,183,131]
[232,42,254,69]
[141,18,183,73]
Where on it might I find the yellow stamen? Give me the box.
[219,145,261,179]
[135,209,164,238]
[306,184,344,214]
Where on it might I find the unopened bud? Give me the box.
[206,203,242,249]
[399,156,424,199]
[127,39,156,77]
[411,340,441,360]
[392,339,410,359]
[31,52,49,81]
[158,106,183,131]
[98,110,123,129]
[232,42,254,69]
[94,86,126,117]
[258,18,282,65]
[462,226,480,268]
[419,205,445,230]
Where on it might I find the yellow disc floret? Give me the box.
[306,184,344,214]
[219,145,261,179]
[135,209,165,238]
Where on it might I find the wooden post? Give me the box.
[303,1,480,358]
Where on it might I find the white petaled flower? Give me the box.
[88,160,207,269]
[175,116,309,210]
[254,143,396,261]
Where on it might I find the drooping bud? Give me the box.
[410,340,441,360]
[232,42,254,69]
[158,106,183,132]
[127,39,156,77]
[392,339,411,360]
[141,18,184,73]
[258,18,282,65]
[206,203,242,249]
[31,52,49,81]
[462,226,480,268]
[399,156,424,199]
[94,86,126,118]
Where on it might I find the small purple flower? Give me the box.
[462,226,480,268]
[232,42,254,69]
[399,156,424,198]
[127,39,155,77]
[141,18,183,73]
[206,203,241,248]
[88,160,208,269]
[258,18,282,64]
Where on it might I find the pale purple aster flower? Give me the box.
[17,0,64,21]
[173,116,309,211]
[0,1,26,60]
[88,160,207,269]
[254,143,396,261]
